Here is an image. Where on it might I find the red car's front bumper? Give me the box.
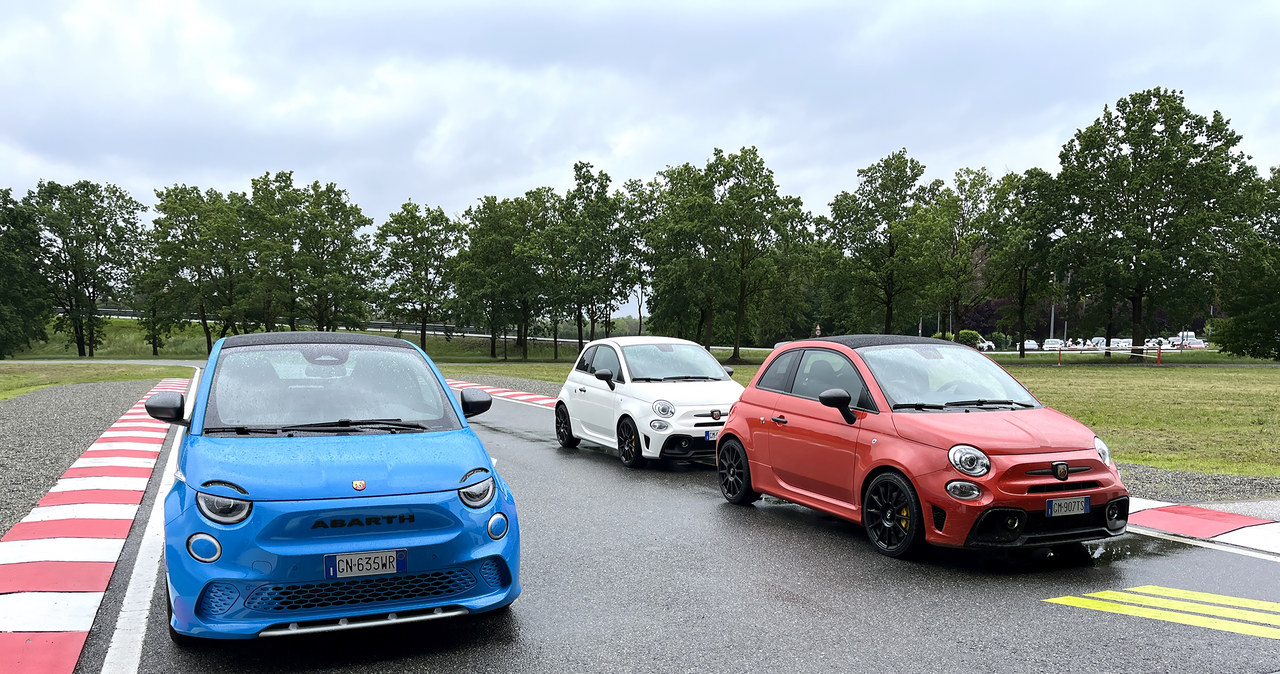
[913,449,1129,548]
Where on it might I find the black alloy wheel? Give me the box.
[718,438,760,505]
[555,404,580,448]
[616,417,647,469]
[863,472,924,558]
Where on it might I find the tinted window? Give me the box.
[591,346,624,382]
[575,346,598,373]
[756,350,799,392]
[792,349,866,401]
[203,344,461,432]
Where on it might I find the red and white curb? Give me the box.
[1130,497,1280,556]
[445,379,557,408]
[0,378,189,674]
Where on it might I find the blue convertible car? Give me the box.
[144,332,520,640]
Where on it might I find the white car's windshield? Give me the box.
[859,343,1039,409]
[203,343,462,433]
[622,343,728,381]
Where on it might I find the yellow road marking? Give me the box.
[1085,590,1280,626]
[1126,585,1280,613]
[1044,596,1280,640]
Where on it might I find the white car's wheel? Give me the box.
[555,403,580,448]
[617,417,648,469]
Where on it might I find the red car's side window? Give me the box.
[756,350,799,392]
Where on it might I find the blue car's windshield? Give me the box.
[859,343,1039,410]
[202,343,462,434]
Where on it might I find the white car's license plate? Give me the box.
[1046,497,1090,517]
[324,549,407,579]
[704,430,720,441]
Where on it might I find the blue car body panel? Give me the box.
[164,336,520,639]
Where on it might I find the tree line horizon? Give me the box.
[2,87,1278,362]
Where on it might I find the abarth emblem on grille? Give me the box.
[1052,462,1069,481]
[352,480,366,491]
[711,410,722,420]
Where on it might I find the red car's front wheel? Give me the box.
[864,472,924,558]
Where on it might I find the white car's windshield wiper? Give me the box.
[890,402,946,411]
[203,426,282,435]
[279,418,430,434]
[660,375,719,381]
[630,377,664,382]
[943,399,1036,408]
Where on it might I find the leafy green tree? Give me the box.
[705,147,808,361]
[1214,168,1280,359]
[560,162,628,349]
[25,180,145,356]
[987,169,1057,357]
[294,181,375,331]
[245,171,306,331]
[0,188,53,358]
[827,149,937,334]
[920,167,997,334]
[1057,88,1256,360]
[454,196,529,358]
[375,201,464,349]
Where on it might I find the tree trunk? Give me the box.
[553,321,560,360]
[198,304,213,354]
[732,278,747,361]
[576,308,585,352]
[1129,292,1145,362]
[419,312,428,350]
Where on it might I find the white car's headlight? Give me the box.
[196,492,252,524]
[652,400,675,418]
[1095,436,1112,466]
[459,477,496,508]
[948,445,991,477]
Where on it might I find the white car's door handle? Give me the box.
[577,387,586,393]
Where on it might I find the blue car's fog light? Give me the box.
[487,513,509,540]
[188,533,222,562]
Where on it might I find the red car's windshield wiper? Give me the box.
[890,402,946,411]
[943,400,1036,408]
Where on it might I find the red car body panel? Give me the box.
[720,338,1129,550]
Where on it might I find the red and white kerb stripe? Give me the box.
[445,379,557,408]
[0,379,189,674]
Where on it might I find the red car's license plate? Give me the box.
[1046,497,1090,517]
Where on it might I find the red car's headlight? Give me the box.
[948,445,990,477]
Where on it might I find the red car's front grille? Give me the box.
[1027,480,1101,494]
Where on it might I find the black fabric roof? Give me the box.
[811,335,955,350]
[220,331,415,349]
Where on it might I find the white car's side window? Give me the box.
[591,346,624,382]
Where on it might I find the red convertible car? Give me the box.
[715,335,1129,558]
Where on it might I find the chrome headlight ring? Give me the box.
[652,400,676,418]
[948,444,991,477]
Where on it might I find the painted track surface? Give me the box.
[0,378,189,674]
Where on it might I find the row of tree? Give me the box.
[1,87,1277,361]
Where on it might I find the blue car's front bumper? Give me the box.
[164,477,520,639]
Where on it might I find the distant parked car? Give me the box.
[1184,338,1207,349]
[1023,339,1039,351]
[1043,338,1064,351]
[976,335,995,352]
[555,336,745,468]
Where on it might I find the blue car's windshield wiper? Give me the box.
[202,426,282,435]
[279,418,430,433]
[890,402,946,411]
[943,399,1036,408]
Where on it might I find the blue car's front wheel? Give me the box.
[166,581,202,648]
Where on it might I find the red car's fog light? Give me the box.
[945,481,982,501]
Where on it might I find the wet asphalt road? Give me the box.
[54,395,1273,673]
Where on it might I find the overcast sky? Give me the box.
[3,0,1278,225]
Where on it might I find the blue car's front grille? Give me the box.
[243,568,477,612]
[479,558,505,587]
[196,582,240,616]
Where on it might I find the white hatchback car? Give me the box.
[555,336,745,468]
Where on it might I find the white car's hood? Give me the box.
[629,379,745,406]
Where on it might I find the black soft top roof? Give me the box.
[811,335,955,350]
[220,331,415,350]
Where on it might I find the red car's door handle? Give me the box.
[770,416,787,425]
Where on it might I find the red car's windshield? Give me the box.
[858,343,1039,409]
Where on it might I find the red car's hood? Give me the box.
[890,407,1095,455]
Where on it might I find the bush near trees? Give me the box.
[1,89,1277,361]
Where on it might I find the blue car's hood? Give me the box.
[181,430,494,501]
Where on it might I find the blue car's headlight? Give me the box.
[196,492,253,524]
[459,477,496,508]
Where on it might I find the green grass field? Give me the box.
[0,362,195,402]
[440,361,1280,477]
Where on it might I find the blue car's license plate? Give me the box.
[324,548,407,579]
